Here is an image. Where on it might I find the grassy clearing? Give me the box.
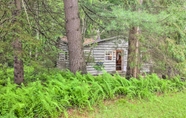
[69,90,186,118]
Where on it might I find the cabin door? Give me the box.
[116,50,122,71]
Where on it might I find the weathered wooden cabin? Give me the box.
[57,36,150,75]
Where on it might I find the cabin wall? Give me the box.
[57,41,69,69]
[84,38,128,75]
[57,37,151,75]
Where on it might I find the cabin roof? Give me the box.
[60,36,125,46]
[61,36,95,45]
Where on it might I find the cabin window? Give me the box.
[84,50,94,63]
[105,51,113,60]
[64,51,68,60]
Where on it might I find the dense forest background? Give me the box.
[1,0,186,117]
[1,0,186,82]
[0,0,186,83]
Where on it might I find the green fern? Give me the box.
[0,67,186,117]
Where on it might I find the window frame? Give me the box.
[64,51,68,60]
[105,50,113,61]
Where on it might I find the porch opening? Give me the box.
[116,50,123,71]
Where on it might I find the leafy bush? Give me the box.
[0,67,185,117]
[93,62,104,71]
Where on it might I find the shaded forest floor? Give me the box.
[68,90,186,118]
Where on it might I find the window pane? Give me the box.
[106,51,112,55]
[105,51,113,60]
[108,55,112,60]
[105,56,108,60]
[64,52,68,60]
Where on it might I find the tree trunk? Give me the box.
[63,0,87,74]
[13,0,24,84]
[126,27,140,79]
[126,0,143,79]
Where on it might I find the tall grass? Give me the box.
[0,67,185,117]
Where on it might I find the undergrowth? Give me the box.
[0,67,185,118]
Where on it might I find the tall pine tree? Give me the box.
[63,0,87,74]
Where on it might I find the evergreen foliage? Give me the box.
[79,0,186,77]
[0,0,186,116]
[0,0,65,69]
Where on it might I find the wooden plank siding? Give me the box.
[84,38,128,74]
[57,36,151,75]
[57,41,69,69]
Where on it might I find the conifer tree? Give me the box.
[63,0,87,74]
[13,0,24,84]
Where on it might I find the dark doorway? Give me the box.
[116,50,122,70]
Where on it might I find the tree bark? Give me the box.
[13,0,24,84]
[126,27,140,79]
[126,0,143,79]
[63,0,87,74]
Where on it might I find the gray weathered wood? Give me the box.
[57,36,150,74]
